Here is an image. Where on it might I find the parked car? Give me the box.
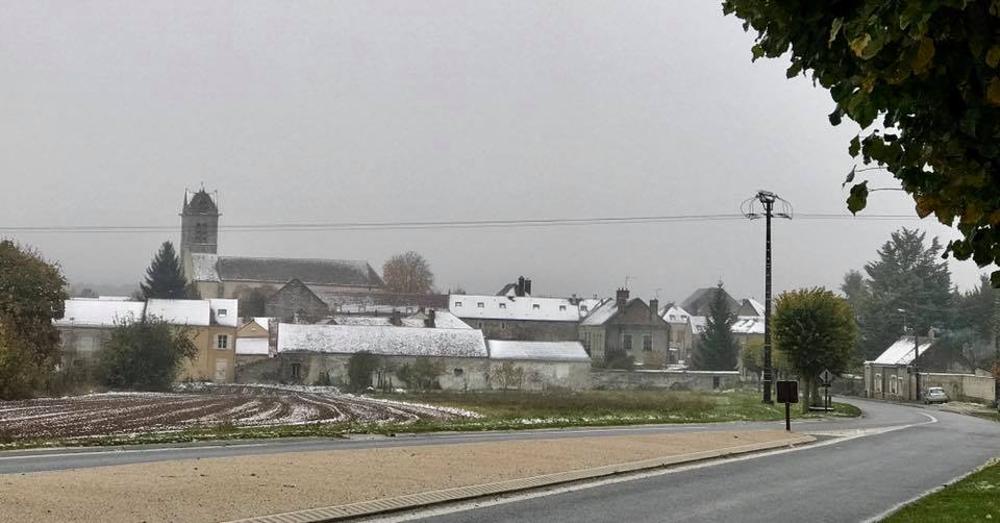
[922,387,949,404]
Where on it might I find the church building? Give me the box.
[179,189,385,303]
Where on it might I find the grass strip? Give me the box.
[884,459,1000,522]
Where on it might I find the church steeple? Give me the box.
[180,189,221,264]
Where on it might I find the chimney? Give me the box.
[616,288,629,308]
[524,278,532,296]
[268,320,279,358]
[424,309,436,328]
[649,299,659,319]
[516,276,526,297]
[390,309,402,326]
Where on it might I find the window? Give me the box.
[455,301,462,307]
[623,334,633,351]
[453,368,464,377]
[216,334,228,349]
[581,305,588,313]
[290,363,301,379]
[713,376,721,389]
[501,321,507,329]
[559,305,566,311]
[477,302,485,308]
[194,222,208,243]
[669,315,677,321]
[532,304,540,310]
[643,335,652,352]
[217,309,228,318]
[499,303,507,309]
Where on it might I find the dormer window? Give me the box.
[455,301,462,307]
[532,304,540,310]
[559,305,567,311]
[581,306,588,312]
[499,303,507,309]
[477,302,485,308]
[217,309,228,317]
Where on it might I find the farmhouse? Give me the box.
[449,278,581,341]
[864,335,993,402]
[487,340,591,390]
[55,297,239,382]
[579,289,671,368]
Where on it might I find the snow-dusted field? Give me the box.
[0,386,476,440]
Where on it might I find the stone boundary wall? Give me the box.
[591,369,740,391]
[922,372,996,403]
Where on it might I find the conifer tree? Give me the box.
[692,283,740,371]
[140,241,188,300]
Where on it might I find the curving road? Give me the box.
[405,399,1000,523]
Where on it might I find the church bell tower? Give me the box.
[180,189,221,267]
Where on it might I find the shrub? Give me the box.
[346,351,379,392]
[398,357,445,391]
[98,318,198,391]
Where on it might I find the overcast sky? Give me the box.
[0,0,989,302]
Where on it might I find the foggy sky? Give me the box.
[0,0,989,302]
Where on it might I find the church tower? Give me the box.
[180,189,221,267]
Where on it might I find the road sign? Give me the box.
[776,381,798,403]
[820,369,834,385]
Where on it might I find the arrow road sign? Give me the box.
[819,369,834,385]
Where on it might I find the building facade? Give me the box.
[579,289,671,368]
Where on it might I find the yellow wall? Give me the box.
[179,325,237,383]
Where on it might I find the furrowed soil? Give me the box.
[0,386,471,442]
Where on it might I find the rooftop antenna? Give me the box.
[741,190,793,405]
[624,275,634,289]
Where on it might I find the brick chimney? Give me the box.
[516,276,526,297]
[616,288,630,308]
[424,309,436,328]
[649,299,659,319]
[524,278,532,296]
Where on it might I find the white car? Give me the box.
[922,386,949,404]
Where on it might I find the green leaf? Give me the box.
[828,109,842,126]
[848,135,861,157]
[847,181,869,214]
[828,18,843,47]
[849,33,871,58]
[842,165,856,188]
[786,62,803,78]
[751,44,765,61]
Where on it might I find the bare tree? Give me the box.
[382,251,434,294]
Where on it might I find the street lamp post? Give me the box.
[742,190,792,404]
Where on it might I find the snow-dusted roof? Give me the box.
[235,337,270,356]
[690,316,707,334]
[277,323,488,358]
[253,317,272,331]
[661,304,692,324]
[333,315,394,327]
[55,299,146,328]
[209,299,239,327]
[407,310,470,329]
[146,299,211,326]
[488,340,590,362]
[872,336,934,366]
[580,299,618,326]
[189,255,382,287]
[577,298,604,318]
[742,298,765,317]
[731,317,765,335]
[450,295,580,322]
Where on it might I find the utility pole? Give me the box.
[742,190,792,404]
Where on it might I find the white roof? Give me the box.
[661,305,691,324]
[209,299,239,327]
[580,299,618,326]
[235,337,270,356]
[253,317,273,330]
[146,299,211,326]
[872,336,933,366]
[488,340,590,362]
[731,317,765,335]
[331,311,471,329]
[577,298,603,318]
[55,299,146,328]
[744,298,766,316]
[277,323,488,358]
[450,294,579,322]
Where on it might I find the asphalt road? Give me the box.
[409,399,1000,523]
[0,398,910,475]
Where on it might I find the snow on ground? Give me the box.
[0,385,475,441]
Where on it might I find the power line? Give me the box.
[0,212,922,235]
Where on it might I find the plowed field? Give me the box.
[0,386,474,441]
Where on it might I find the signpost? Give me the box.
[819,369,835,411]
[776,380,798,431]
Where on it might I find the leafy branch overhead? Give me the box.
[724,1,1000,283]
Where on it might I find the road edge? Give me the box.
[224,433,815,523]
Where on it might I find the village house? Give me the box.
[864,335,993,403]
[178,189,384,304]
[235,317,272,367]
[579,289,671,368]
[487,340,591,390]
[265,278,448,323]
[55,297,238,383]
[237,321,490,390]
[449,278,581,341]
[659,303,694,365]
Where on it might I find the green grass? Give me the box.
[0,390,860,450]
[884,459,1000,522]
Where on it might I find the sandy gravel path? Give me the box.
[0,430,800,523]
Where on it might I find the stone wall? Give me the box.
[922,372,996,403]
[591,369,740,391]
[488,359,591,391]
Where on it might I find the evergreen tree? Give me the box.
[854,228,953,360]
[692,283,739,371]
[140,241,188,300]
